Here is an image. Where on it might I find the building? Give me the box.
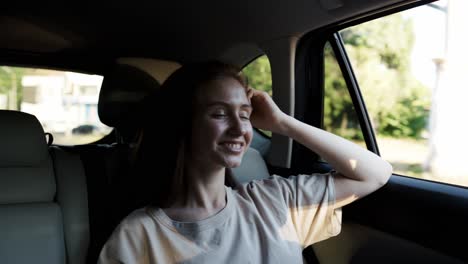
[20,69,105,134]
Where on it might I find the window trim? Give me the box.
[321,0,436,34]
[327,33,380,154]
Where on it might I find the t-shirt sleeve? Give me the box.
[273,172,342,247]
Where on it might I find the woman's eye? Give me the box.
[240,113,250,120]
[212,112,227,118]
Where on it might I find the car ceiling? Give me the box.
[1,0,410,69]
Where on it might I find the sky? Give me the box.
[404,0,448,90]
[406,0,468,179]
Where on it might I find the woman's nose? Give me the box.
[228,117,247,135]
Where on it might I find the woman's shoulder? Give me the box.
[273,172,333,184]
[99,207,156,262]
[113,207,156,233]
[234,172,334,202]
[239,172,331,190]
[233,175,291,204]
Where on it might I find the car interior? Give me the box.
[1,0,468,263]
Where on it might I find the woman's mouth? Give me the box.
[220,142,244,153]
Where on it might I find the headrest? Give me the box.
[232,147,270,183]
[0,110,49,166]
[0,110,55,204]
[98,64,161,128]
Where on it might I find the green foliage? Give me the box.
[242,55,272,95]
[238,13,431,142]
[323,43,364,141]
[0,66,28,109]
[242,55,273,136]
[379,83,430,138]
[325,12,431,140]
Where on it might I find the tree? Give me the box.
[242,56,272,95]
[325,13,431,139]
[0,67,28,110]
[324,43,364,140]
[242,55,273,136]
[242,15,431,141]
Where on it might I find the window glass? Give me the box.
[242,55,273,136]
[339,0,468,187]
[0,66,111,145]
[242,55,272,96]
[323,42,364,147]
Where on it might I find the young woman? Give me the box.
[98,61,392,263]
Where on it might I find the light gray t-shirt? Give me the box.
[98,173,342,264]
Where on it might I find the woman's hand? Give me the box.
[247,88,289,134]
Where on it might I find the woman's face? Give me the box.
[190,77,253,169]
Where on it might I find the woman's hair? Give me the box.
[133,60,248,207]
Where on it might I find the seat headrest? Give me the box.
[231,147,270,183]
[0,110,55,204]
[98,64,161,128]
[0,110,49,166]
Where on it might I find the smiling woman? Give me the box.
[131,61,252,208]
[97,60,391,264]
[192,77,253,168]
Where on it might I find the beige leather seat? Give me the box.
[0,110,89,264]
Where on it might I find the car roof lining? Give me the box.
[1,0,407,66]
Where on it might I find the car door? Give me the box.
[293,0,468,263]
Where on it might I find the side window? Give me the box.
[242,55,272,96]
[242,55,273,137]
[0,66,111,145]
[334,1,468,187]
[323,42,364,147]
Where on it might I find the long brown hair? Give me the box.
[134,60,248,207]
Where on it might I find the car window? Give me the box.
[0,66,111,145]
[333,1,468,187]
[242,55,272,137]
[323,42,365,148]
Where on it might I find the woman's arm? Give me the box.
[248,89,393,209]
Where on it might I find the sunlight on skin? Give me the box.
[348,159,357,170]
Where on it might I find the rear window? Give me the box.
[0,66,111,145]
